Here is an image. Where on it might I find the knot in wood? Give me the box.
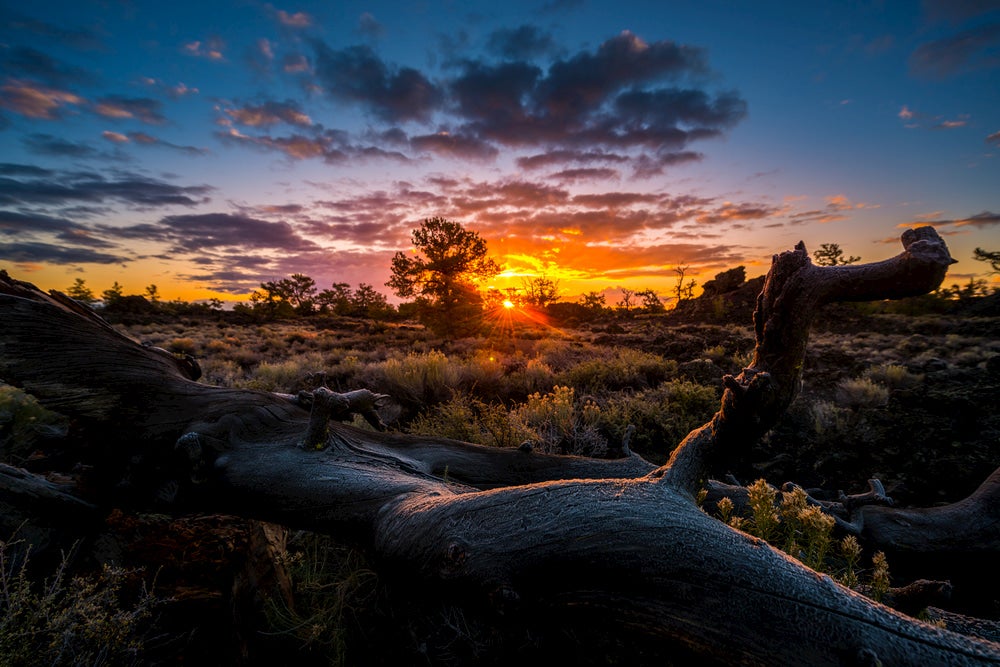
[440,541,468,576]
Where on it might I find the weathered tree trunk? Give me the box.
[1,227,998,664]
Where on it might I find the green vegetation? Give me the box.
[0,536,160,666]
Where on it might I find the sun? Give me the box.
[503,300,515,309]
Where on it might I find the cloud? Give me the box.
[517,149,632,170]
[275,8,312,28]
[486,25,557,59]
[0,79,85,119]
[988,130,1000,144]
[92,95,166,124]
[0,209,116,249]
[282,54,310,73]
[222,99,313,127]
[1,47,95,87]
[229,30,744,174]
[139,77,199,99]
[933,118,968,129]
[0,12,105,51]
[446,31,743,171]
[101,131,209,156]
[358,12,384,39]
[182,37,226,61]
[21,133,98,157]
[0,167,213,208]
[113,212,320,254]
[546,167,621,183]
[0,241,127,265]
[0,163,52,177]
[312,42,443,123]
[899,210,1000,229]
[409,131,500,160]
[909,22,1000,78]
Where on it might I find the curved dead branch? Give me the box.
[0,229,998,664]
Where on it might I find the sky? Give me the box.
[1,0,998,305]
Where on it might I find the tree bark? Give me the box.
[1,228,998,665]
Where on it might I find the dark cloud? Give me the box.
[909,22,1000,78]
[222,99,312,127]
[0,241,126,265]
[0,11,106,51]
[0,208,117,249]
[218,126,411,164]
[546,167,620,183]
[93,95,166,124]
[232,31,743,174]
[119,212,321,253]
[1,47,95,87]
[110,132,209,156]
[409,131,499,160]
[903,210,1000,229]
[0,163,53,177]
[445,32,743,171]
[21,133,98,157]
[0,170,213,208]
[486,25,557,60]
[0,209,81,235]
[517,150,631,170]
[312,42,443,122]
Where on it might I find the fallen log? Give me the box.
[1,227,998,664]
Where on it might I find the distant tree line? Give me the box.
[64,225,998,334]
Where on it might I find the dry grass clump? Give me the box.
[834,377,891,410]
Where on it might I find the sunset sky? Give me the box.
[1,1,998,304]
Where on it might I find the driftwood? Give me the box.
[1,227,999,664]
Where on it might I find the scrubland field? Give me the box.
[2,300,998,665]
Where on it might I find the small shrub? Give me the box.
[409,394,532,449]
[834,377,890,410]
[510,386,608,456]
[558,348,676,393]
[364,351,461,407]
[167,337,197,355]
[869,551,891,602]
[864,364,922,390]
[0,384,67,461]
[0,538,160,666]
[746,479,779,543]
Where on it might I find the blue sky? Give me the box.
[1,0,998,302]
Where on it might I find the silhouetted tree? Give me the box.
[387,217,500,335]
[144,284,160,304]
[813,243,860,266]
[637,288,665,313]
[65,278,96,304]
[579,291,606,313]
[616,287,636,312]
[672,266,696,304]
[316,282,353,315]
[973,247,1000,273]
[522,276,561,308]
[101,281,124,307]
[351,283,392,319]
